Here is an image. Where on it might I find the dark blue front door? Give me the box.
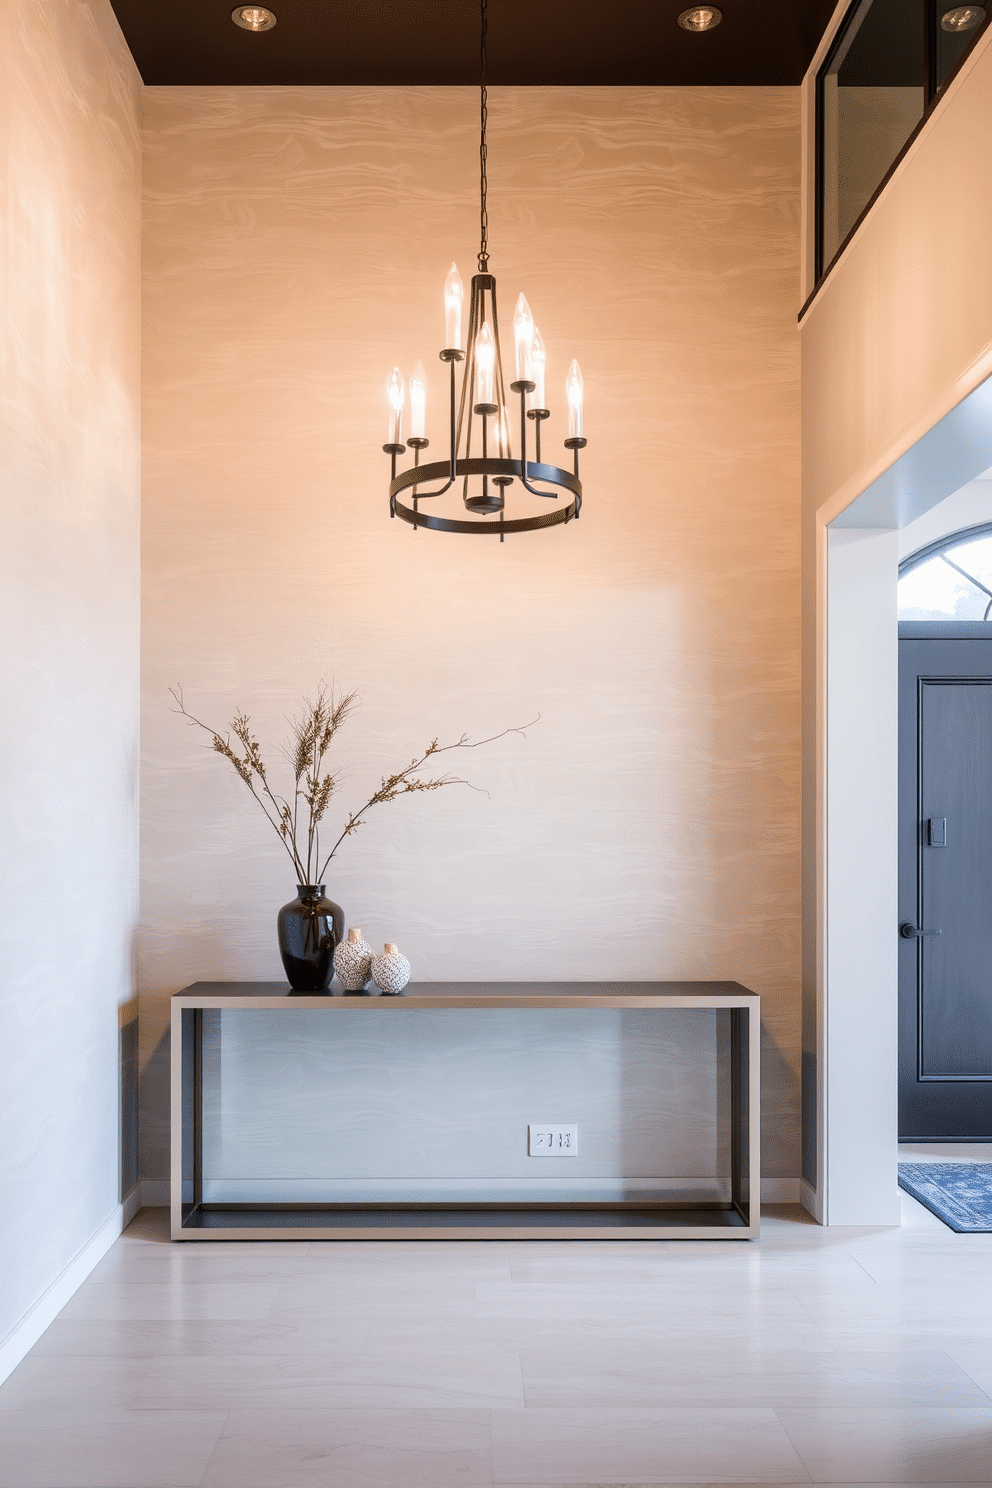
[898,624,992,1140]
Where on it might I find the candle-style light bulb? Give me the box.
[387,366,405,444]
[409,360,427,440]
[444,263,464,351]
[497,406,511,457]
[513,293,535,382]
[529,326,547,410]
[475,321,496,406]
[565,359,584,438]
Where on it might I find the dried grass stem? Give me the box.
[170,684,535,884]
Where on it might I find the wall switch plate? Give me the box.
[528,1123,578,1156]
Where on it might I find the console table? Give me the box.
[171,981,759,1240]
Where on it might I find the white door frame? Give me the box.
[813,376,992,1224]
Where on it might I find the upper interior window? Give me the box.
[898,524,992,621]
[815,1,990,290]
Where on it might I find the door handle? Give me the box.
[928,817,947,847]
[899,922,942,939]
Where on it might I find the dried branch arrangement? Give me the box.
[171,685,535,887]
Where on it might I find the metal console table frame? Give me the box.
[171,981,760,1241]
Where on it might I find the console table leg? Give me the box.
[731,1006,760,1232]
[171,1005,201,1236]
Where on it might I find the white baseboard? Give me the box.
[760,1177,800,1203]
[0,1186,142,1386]
[800,1177,823,1223]
[122,1185,143,1228]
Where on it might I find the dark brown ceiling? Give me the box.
[109,0,840,87]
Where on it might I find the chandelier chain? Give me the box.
[479,0,489,272]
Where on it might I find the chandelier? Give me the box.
[383,0,587,540]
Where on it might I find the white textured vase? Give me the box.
[333,927,373,991]
[371,942,411,995]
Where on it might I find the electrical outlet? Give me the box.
[528,1123,578,1156]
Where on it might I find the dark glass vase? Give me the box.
[277,886,344,992]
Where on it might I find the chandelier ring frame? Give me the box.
[391,487,580,537]
[390,456,581,537]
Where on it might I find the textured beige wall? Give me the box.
[140,85,801,1184]
[0,0,141,1349]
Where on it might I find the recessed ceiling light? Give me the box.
[232,5,277,31]
[941,4,985,30]
[677,5,723,31]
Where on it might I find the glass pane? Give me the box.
[899,533,992,620]
[198,1006,729,1204]
[820,0,925,268]
[936,2,990,90]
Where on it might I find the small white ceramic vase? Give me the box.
[333,927,374,991]
[371,942,411,995]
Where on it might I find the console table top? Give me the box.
[173,980,758,1009]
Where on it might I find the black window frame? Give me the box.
[803,0,991,319]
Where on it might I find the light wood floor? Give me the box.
[1,1187,991,1486]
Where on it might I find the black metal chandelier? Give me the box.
[383,0,587,540]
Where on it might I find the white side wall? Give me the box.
[824,529,900,1225]
[0,0,141,1376]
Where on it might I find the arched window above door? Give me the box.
[898,523,992,621]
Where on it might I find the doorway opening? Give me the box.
[898,523,992,1146]
[817,444,992,1225]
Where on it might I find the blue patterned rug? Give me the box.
[898,1163,992,1232]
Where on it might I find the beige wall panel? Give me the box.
[140,85,801,1183]
[0,0,141,1346]
[803,33,992,518]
